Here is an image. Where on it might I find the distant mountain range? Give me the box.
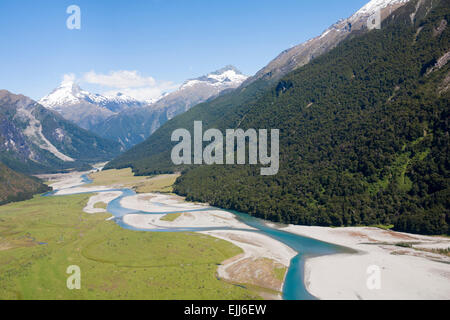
[0,90,121,174]
[39,66,248,149]
[90,66,248,149]
[39,80,148,130]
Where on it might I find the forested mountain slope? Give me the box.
[242,0,411,86]
[108,0,449,235]
[106,0,412,171]
[0,162,50,205]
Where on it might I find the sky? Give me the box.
[0,0,368,100]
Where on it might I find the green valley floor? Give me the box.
[0,193,262,299]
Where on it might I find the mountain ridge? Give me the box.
[242,0,411,87]
[0,89,121,174]
[90,65,248,149]
[39,80,148,130]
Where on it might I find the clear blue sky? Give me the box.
[0,0,368,100]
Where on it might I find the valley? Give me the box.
[1,166,448,299]
[0,0,448,302]
[0,168,258,300]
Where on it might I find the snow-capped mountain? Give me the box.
[163,65,248,119]
[39,80,105,109]
[39,66,246,133]
[244,0,411,86]
[103,92,157,110]
[39,80,148,130]
[180,65,248,90]
[40,79,147,111]
[0,90,121,173]
[90,66,248,149]
[355,0,409,16]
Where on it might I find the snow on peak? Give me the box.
[207,69,247,84]
[354,0,410,17]
[39,80,104,109]
[40,66,248,112]
[314,0,410,42]
[180,66,248,90]
[103,92,139,104]
[39,80,146,111]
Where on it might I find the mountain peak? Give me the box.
[354,0,409,17]
[211,65,243,75]
[39,79,91,109]
[39,80,146,111]
[181,66,248,90]
[38,80,149,129]
[56,77,87,96]
[59,78,78,88]
[0,89,35,109]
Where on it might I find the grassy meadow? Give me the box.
[89,168,179,193]
[0,194,260,300]
[160,213,183,222]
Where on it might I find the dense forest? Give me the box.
[0,162,50,205]
[108,0,449,235]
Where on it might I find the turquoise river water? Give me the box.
[48,174,350,300]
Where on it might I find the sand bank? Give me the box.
[83,192,122,214]
[54,186,113,196]
[120,193,207,213]
[123,209,253,230]
[283,225,450,300]
[36,171,86,190]
[202,230,296,299]
[121,193,254,229]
